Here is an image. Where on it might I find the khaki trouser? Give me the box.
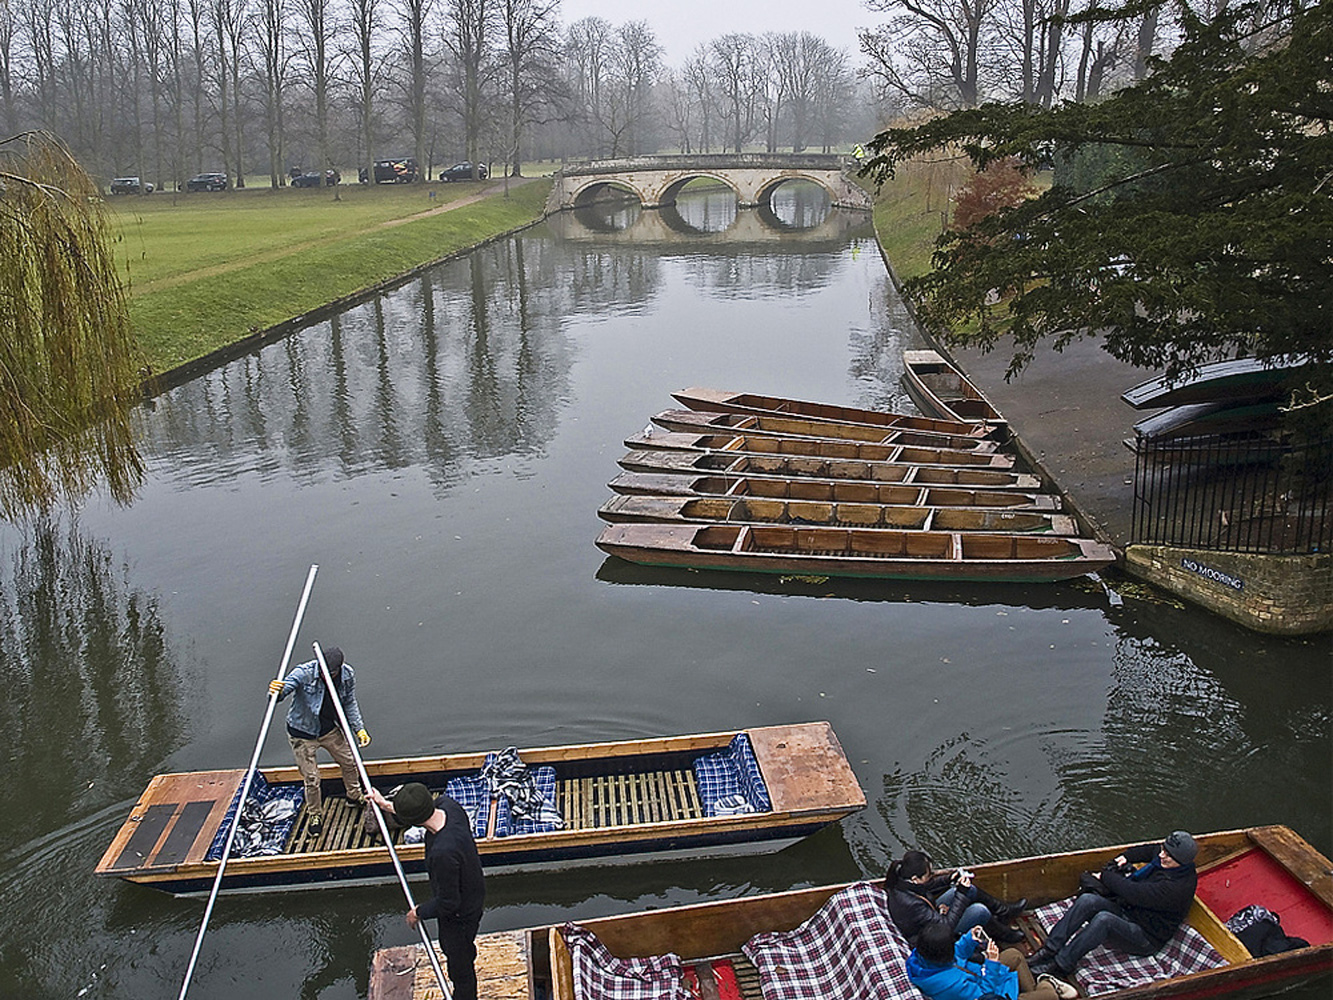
[289,730,364,816]
[1000,948,1062,1000]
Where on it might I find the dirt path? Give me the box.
[135,176,539,295]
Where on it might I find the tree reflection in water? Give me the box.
[0,516,184,853]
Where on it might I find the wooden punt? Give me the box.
[673,386,1000,439]
[596,522,1115,582]
[1130,400,1287,442]
[619,448,1044,490]
[626,429,1015,469]
[367,825,1333,1000]
[903,349,1006,426]
[608,472,1062,509]
[650,408,999,452]
[598,494,1078,535]
[93,722,864,896]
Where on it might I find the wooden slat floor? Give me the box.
[558,768,703,830]
[290,796,404,854]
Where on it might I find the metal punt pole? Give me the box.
[178,564,320,1000]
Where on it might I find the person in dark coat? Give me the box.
[885,849,1027,945]
[369,782,486,1000]
[1029,831,1199,980]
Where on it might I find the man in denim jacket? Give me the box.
[268,646,371,833]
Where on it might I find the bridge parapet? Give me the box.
[546,154,872,214]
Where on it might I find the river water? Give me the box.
[1,186,1328,1000]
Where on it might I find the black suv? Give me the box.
[291,168,340,188]
[110,176,153,195]
[368,157,418,183]
[185,172,228,192]
[439,162,488,182]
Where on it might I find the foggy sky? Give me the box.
[556,0,871,65]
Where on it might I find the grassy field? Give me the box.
[868,156,973,281]
[109,177,552,376]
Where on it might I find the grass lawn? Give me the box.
[110,177,551,376]
[868,156,973,281]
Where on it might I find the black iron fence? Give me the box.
[1130,433,1333,554]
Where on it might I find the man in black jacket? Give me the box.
[1030,831,1198,980]
[368,782,486,1000]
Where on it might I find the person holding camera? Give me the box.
[885,850,1028,946]
[1028,831,1199,981]
[908,920,1078,1000]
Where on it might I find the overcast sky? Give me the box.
[556,0,873,66]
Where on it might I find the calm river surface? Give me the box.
[1,186,1329,1000]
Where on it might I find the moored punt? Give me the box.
[619,448,1044,490]
[608,472,1062,509]
[625,429,1015,468]
[370,826,1332,1000]
[1130,400,1287,442]
[903,349,1006,425]
[598,494,1078,535]
[596,522,1115,583]
[674,386,998,439]
[651,407,999,452]
[94,723,864,896]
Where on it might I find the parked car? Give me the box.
[370,157,418,183]
[291,169,340,188]
[110,176,153,195]
[185,172,229,192]
[439,161,488,182]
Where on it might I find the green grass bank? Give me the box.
[110,178,551,378]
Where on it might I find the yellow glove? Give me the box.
[357,729,371,747]
[268,679,285,697]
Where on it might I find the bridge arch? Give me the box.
[546,154,874,215]
[571,178,645,209]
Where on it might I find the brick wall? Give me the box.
[1124,545,1332,635]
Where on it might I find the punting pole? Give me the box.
[313,640,453,999]
[176,564,320,1000]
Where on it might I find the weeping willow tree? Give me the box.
[0,131,145,518]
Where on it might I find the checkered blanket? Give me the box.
[561,923,686,1000]
[742,882,918,1000]
[1032,899,1226,996]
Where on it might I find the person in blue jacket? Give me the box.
[907,921,1076,1000]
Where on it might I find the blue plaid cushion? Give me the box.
[205,770,304,860]
[444,775,491,840]
[693,733,773,818]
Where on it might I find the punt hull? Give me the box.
[649,408,999,452]
[619,448,1043,489]
[624,429,1015,468]
[673,386,999,438]
[596,522,1116,583]
[607,472,1063,510]
[369,826,1333,1000]
[903,349,1006,426]
[597,494,1078,535]
[95,723,865,896]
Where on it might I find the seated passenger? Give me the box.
[1029,831,1198,981]
[908,920,1077,1000]
[885,849,1027,945]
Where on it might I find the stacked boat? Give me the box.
[595,387,1117,584]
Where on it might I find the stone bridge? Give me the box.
[544,153,874,214]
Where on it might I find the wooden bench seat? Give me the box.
[559,769,703,831]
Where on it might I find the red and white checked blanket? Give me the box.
[561,923,687,1000]
[742,882,919,1000]
[1031,899,1227,996]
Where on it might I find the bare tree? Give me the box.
[294,0,332,178]
[564,15,610,156]
[444,0,496,176]
[497,0,560,178]
[611,20,658,155]
[681,45,712,152]
[709,32,762,152]
[346,0,379,185]
[394,0,433,178]
[258,0,290,186]
[0,0,15,133]
[860,0,1004,109]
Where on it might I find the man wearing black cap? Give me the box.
[368,782,486,1000]
[267,645,371,834]
[1029,831,1199,981]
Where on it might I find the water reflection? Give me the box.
[0,516,185,851]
